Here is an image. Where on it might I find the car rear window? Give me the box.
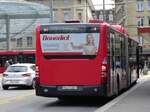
[6,66,28,72]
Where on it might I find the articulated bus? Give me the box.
[0,51,35,73]
[35,20,140,98]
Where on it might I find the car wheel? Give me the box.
[2,85,9,90]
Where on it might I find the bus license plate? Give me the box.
[61,86,78,90]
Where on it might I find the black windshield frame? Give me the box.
[40,24,100,34]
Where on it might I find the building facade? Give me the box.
[115,0,150,64]
[114,0,126,26]
[0,0,95,51]
[0,1,50,51]
[26,0,94,23]
[115,0,150,41]
[95,9,115,24]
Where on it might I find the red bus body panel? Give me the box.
[39,59,100,86]
[35,21,139,97]
[35,22,117,97]
[36,24,105,86]
[0,51,35,73]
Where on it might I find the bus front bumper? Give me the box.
[35,84,107,97]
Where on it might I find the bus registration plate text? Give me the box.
[61,86,78,90]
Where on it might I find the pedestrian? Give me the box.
[8,59,13,65]
[4,60,10,68]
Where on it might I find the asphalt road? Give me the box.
[0,78,108,112]
[1,74,148,112]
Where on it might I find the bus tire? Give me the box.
[116,75,120,96]
[2,85,9,90]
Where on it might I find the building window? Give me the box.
[148,0,150,10]
[37,0,43,4]
[17,38,22,47]
[99,11,103,20]
[139,36,143,46]
[27,36,32,47]
[137,17,144,26]
[64,11,70,21]
[64,0,69,4]
[108,11,113,22]
[77,0,82,4]
[53,10,58,22]
[136,0,144,11]
[77,12,83,22]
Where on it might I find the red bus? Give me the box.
[35,20,140,97]
[0,51,35,73]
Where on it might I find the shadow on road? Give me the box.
[43,97,112,108]
[4,86,34,90]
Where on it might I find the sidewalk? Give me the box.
[96,72,150,112]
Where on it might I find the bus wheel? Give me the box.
[2,85,9,90]
[116,75,120,96]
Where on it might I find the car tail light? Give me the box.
[3,74,8,77]
[22,73,31,77]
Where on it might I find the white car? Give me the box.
[2,63,36,90]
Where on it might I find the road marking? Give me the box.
[95,75,150,112]
[0,92,34,105]
[0,100,10,105]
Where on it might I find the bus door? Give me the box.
[128,40,138,84]
[114,33,122,91]
[115,34,128,90]
[108,31,116,95]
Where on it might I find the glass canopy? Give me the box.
[0,0,50,39]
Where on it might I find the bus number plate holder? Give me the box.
[58,86,78,91]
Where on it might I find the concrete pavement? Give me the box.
[1,72,150,112]
[96,72,150,112]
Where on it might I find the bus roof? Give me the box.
[0,50,35,55]
[111,25,128,35]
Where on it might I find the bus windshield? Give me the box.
[40,24,100,59]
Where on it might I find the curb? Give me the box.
[95,74,150,112]
[139,71,150,80]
